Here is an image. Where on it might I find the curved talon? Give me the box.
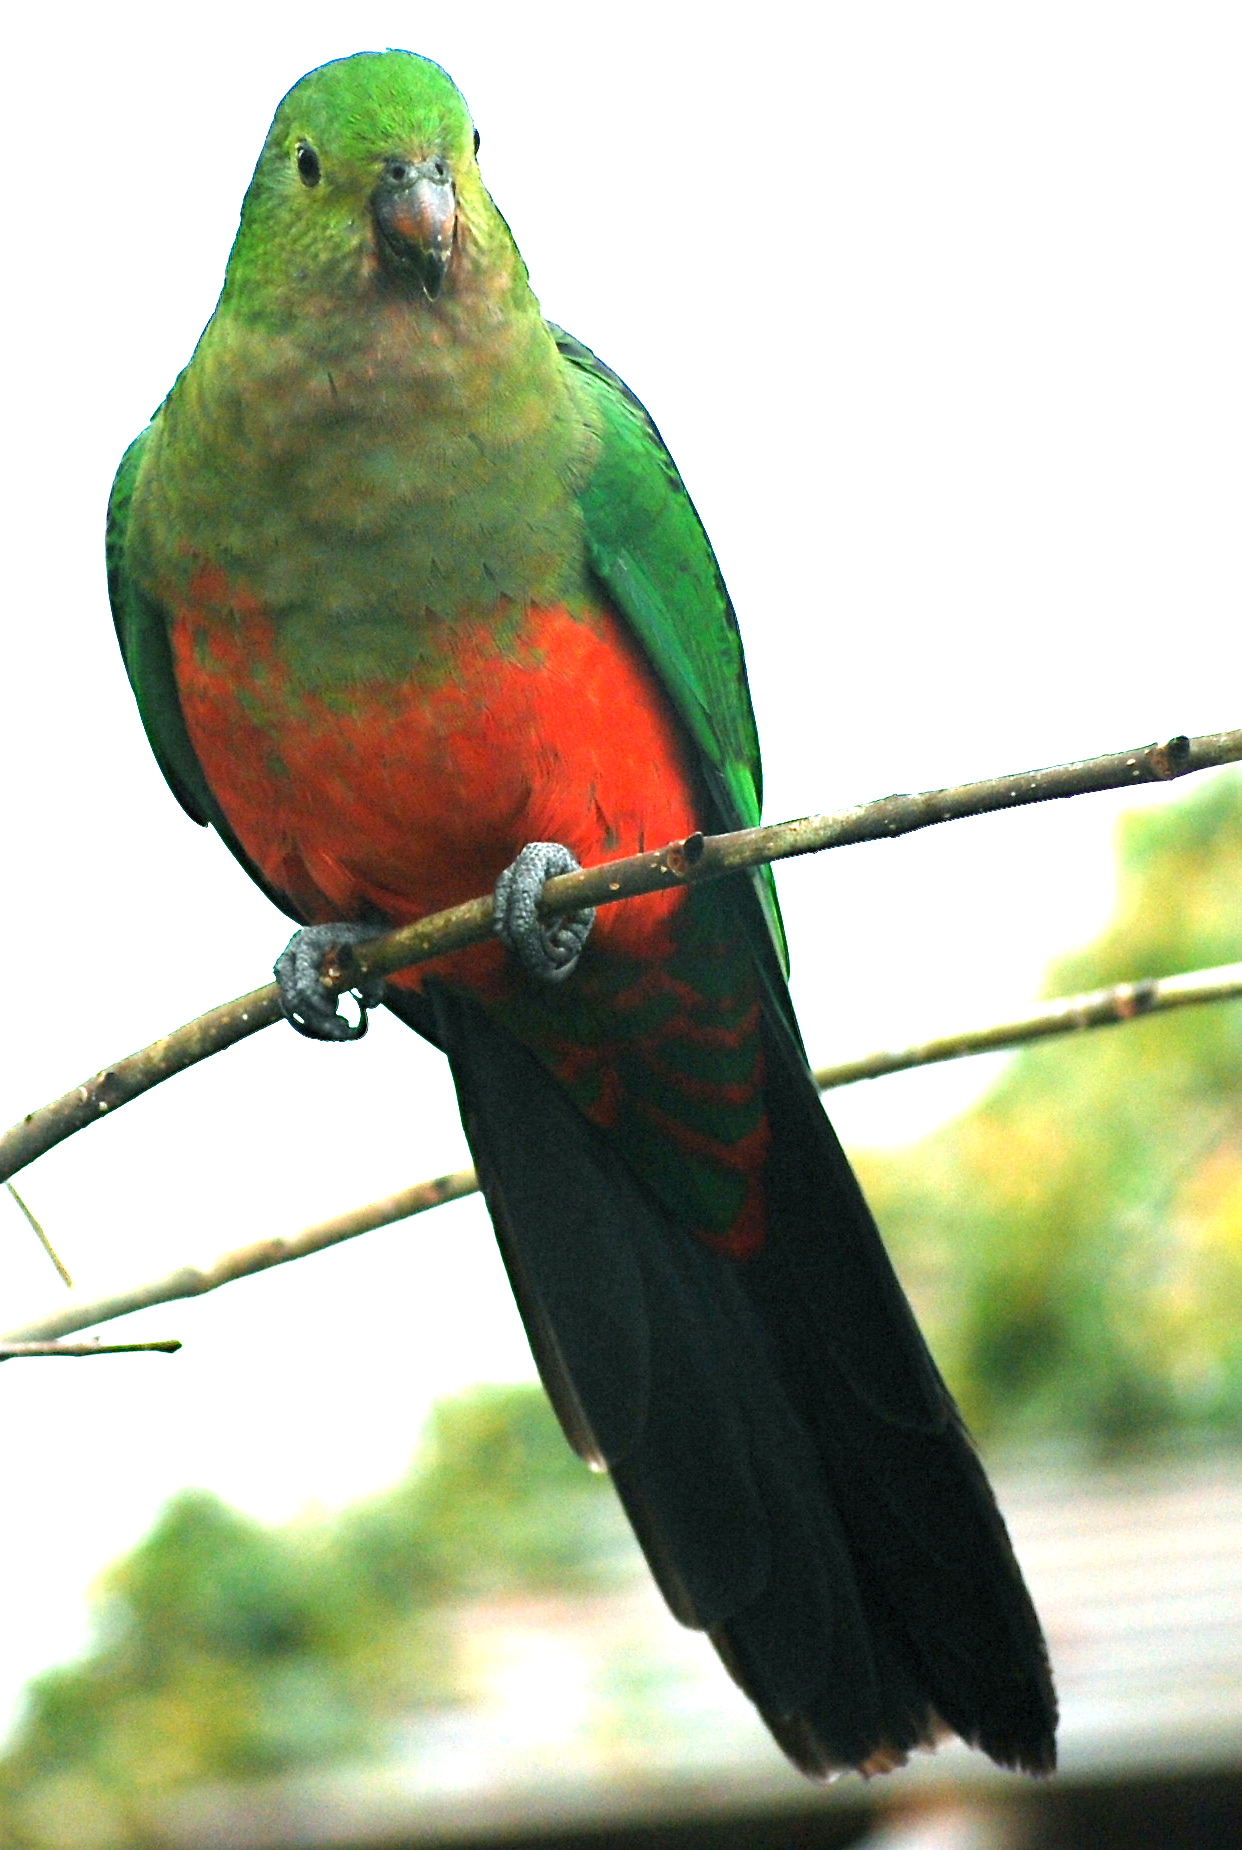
[274,923,387,1041]
[494,842,595,984]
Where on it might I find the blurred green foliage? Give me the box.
[6,772,1242,1841]
[859,769,1242,1451]
[0,1386,624,1847]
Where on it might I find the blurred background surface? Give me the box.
[3,2,1242,1844]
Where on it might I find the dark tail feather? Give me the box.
[746,1026,1056,1773]
[419,983,1056,1779]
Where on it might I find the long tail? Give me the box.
[413,983,1056,1779]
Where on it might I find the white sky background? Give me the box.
[1,0,1240,1734]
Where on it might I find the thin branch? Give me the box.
[2,729,1238,1189]
[6,1183,74,1288]
[6,958,1242,1348]
[811,961,1242,1088]
[0,1340,181,1359]
[0,1171,478,1345]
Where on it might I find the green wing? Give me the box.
[106,427,305,923]
[107,428,217,828]
[553,328,793,1003]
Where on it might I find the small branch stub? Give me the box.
[665,831,706,878]
[1146,735,1192,780]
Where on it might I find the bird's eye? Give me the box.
[473,128,481,155]
[296,142,321,187]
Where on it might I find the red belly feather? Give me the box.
[170,570,768,1258]
[170,573,701,994]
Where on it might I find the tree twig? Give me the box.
[6,1183,74,1287]
[2,729,1238,1189]
[6,957,1242,1349]
[0,1172,478,1345]
[811,961,1242,1088]
[0,1340,181,1359]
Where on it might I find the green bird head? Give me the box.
[221,51,517,321]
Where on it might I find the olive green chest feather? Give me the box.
[127,286,603,689]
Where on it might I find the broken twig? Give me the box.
[6,1183,74,1288]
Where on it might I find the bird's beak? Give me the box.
[373,160,456,299]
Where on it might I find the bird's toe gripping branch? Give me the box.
[274,924,388,1041]
[493,842,595,983]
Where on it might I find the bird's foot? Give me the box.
[274,923,388,1041]
[493,842,595,984]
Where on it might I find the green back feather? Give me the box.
[553,330,793,996]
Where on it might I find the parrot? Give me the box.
[106,50,1056,1779]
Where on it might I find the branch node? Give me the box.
[1114,980,1158,1020]
[665,831,706,877]
[1149,734,1193,779]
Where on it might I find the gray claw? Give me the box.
[275,923,387,1041]
[493,842,595,984]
